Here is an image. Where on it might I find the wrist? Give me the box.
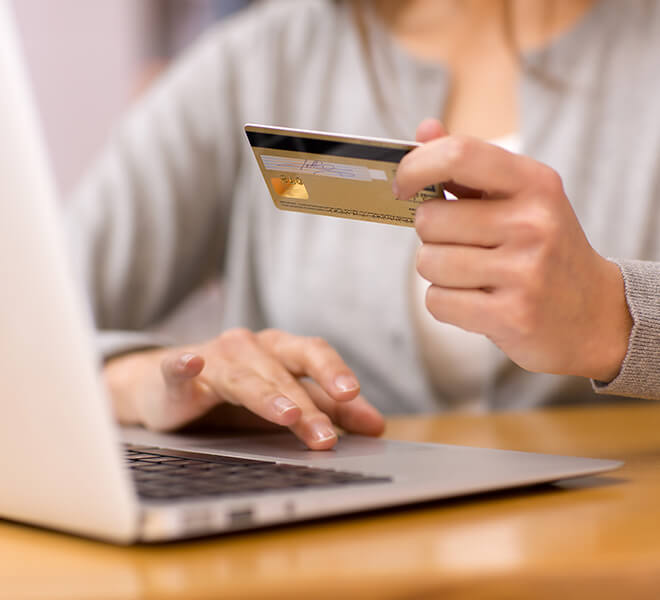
[103,348,168,425]
[587,259,632,382]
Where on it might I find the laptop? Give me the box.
[0,1,621,544]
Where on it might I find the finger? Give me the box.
[396,135,535,202]
[161,352,205,386]
[257,330,360,401]
[414,120,484,198]
[209,360,305,428]
[417,244,507,290]
[205,330,339,449]
[249,366,343,449]
[425,285,494,335]
[299,379,385,437]
[237,361,341,450]
[415,197,508,246]
[288,413,339,450]
[415,118,448,143]
[148,352,221,432]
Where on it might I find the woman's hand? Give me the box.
[394,118,632,382]
[105,328,385,450]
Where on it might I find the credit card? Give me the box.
[245,124,444,227]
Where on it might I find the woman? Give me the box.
[66,0,660,449]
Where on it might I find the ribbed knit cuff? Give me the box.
[592,259,660,399]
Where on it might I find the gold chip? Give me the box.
[271,175,309,200]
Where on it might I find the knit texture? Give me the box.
[65,0,660,412]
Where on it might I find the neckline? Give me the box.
[365,0,609,73]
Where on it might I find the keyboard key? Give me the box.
[123,445,391,501]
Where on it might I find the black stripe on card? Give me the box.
[246,131,411,163]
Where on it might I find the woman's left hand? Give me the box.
[394,119,632,382]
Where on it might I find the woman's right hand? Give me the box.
[104,328,385,450]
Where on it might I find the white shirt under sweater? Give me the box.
[412,135,520,412]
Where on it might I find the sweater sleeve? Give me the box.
[592,258,660,399]
[63,24,243,359]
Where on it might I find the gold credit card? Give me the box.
[245,123,444,227]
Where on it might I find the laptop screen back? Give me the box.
[0,0,138,543]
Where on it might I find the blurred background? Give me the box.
[12,0,252,195]
[11,0,253,339]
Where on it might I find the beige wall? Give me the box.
[12,0,152,194]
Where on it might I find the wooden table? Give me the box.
[2,402,660,600]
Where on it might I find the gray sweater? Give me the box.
[65,0,660,414]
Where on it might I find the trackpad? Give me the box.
[120,427,429,463]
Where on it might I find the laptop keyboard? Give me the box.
[124,446,391,501]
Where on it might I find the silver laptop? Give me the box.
[0,1,621,544]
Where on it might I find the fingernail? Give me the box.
[334,375,359,393]
[272,396,298,416]
[178,353,197,369]
[311,422,337,443]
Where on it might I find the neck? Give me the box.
[376,0,597,59]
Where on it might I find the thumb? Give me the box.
[415,118,447,144]
[148,352,218,430]
[161,352,205,388]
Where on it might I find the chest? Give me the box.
[443,49,520,139]
[253,206,418,339]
